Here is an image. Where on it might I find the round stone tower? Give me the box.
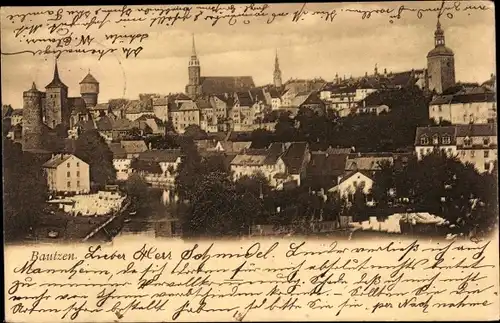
[80,71,99,107]
[22,82,44,151]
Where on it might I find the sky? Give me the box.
[1,1,496,108]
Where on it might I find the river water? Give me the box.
[119,188,180,238]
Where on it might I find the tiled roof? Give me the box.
[109,143,126,158]
[455,123,497,137]
[308,152,347,177]
[427,45,454,57]
[268,88,280,99]
[80,73,99,84]
[345,156,394,172]
[196,97,212,109]
[291,92,311,107]
[219,141,252,153]
[152,97,168,106]
[92,103,110,111]
[249,88,266,102]
[236,91,254,107]
[338,170,373,185]
[231,154,267,166]
[431,92,495,105]
[200,76,255,95]
[280,142,308,174]
[414,126,457,146]
[124,100,153,114]
[429,95,454,105]
[96,117,136,131]
[137,149,182,163]
[112,118,136,131]
[168,93,192,103]
[43,154,80,168]
[178,101,198,111]
[121,140,148,154]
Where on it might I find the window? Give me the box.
[461,150,466,157]
[471,151,475,157]
[432,135,439,145]
[76,162,80,167]
[484,151,489,158]
[483,137,490,146]
[484,163,490,171]
[67,171,70,177]
[77,171,80,177]
[442,136,451,145]
[420,136,429,145]
[438,105,442,112]
[464,137,472,146]
[67,181,71,188]
[420,148,424,156]
[353,181,357,188]
[67,163,70,168]
[77,181,80,188]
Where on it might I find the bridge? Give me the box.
[82,198,131,242]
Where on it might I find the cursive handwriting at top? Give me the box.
[1,1,491,60]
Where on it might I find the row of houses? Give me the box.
[415,123,497,173]
[428,83,496,125]
[39,121,496,203]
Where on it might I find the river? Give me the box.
[118,188,181,239]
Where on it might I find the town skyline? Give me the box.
[1,2,495,108]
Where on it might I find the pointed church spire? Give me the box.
[54,59,60,80]
[46,59,67,88]
[31,82,37,91]
[273,48,282,88]
[191,33,197,57]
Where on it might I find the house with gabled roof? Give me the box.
[43,153,90,194]
[230,142,310,188]
[429,88,496,125]
[328,170,374,202]
[414,124,497,173]
[133,149,183,187]
[169,100,201,134]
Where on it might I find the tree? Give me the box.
[74,129,116,187]
[3,138,48,241]
[174,137,203,201]
[274,111,297,141]
[250,128,274,149]
[128,127,143,140]
[183,124,207,140]
[124,173,152,213]
[182,171,255,237]
[370,160,395,207]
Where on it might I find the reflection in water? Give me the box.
[119,188,179,238]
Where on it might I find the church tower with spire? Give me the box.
[186,34,202,99]
[45,60,69,128]
[427,19,455,94]
[273,49,282,88]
